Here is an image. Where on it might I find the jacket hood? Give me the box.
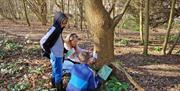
[53,12,68,28]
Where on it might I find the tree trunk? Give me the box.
[23,0,30,26]
[83,0,131,67]
[79,0,83,31]
[112,0,116,18]
[143,0,149,55]
[74,0,78,27]
[167,31,180,55]
[139,0,143,44]
[67,0,69,14]
[49,0,54,14]
[83,0,114,67]
[41,1,47,25]
[14,0,21,19]
[162,0,176,55]
[67,0,70,29]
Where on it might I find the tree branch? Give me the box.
[111,0,131,29]
[54,0,61,9]
[108,0,116,15]
[167,31,180,55]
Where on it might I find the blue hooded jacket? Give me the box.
[40,12,68,58]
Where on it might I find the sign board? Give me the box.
[98,65,112,80]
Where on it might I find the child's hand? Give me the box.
[88,47,93,51]
[87,48,93,54]
[88,57,96,65]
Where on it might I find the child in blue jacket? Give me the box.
[40,12,68,91]
[66,52,100,91]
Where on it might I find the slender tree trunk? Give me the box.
[61,0,64,12]
[23,0,30,26]
[143,0,149,55]
[41,1,47,25]
[67,0,70,29]
[14,0,21,19]
[49,0,54,14]
[139,0,143,44]
[79,0,83,31]
[162,0,176,55]
[67,0,70,14]
[112,0,116,18]
[74,0,78,27]
[167,31,180,55]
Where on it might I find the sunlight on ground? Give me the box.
[127,64,180,77]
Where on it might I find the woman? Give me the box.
[62,33,97,88]
[63,33,90,71]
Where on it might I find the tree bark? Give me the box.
[162,0,176,55]
[143,0,149,55]
[83,0,131,67]
[84,0,114,67]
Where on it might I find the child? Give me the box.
[63,33,94,73]
[66,52,100,91]
[40,12,68,91]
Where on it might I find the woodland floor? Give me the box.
[0,20,180,91]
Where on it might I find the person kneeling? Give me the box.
[66,52,100,91]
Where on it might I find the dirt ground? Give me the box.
[0,20,180,91]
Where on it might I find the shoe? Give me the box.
[55,81,63,91]
[51,77,55,88]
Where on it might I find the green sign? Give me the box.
[98,65,112,80]
[65,48,75,58]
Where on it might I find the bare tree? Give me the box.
[26,0,48,25]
